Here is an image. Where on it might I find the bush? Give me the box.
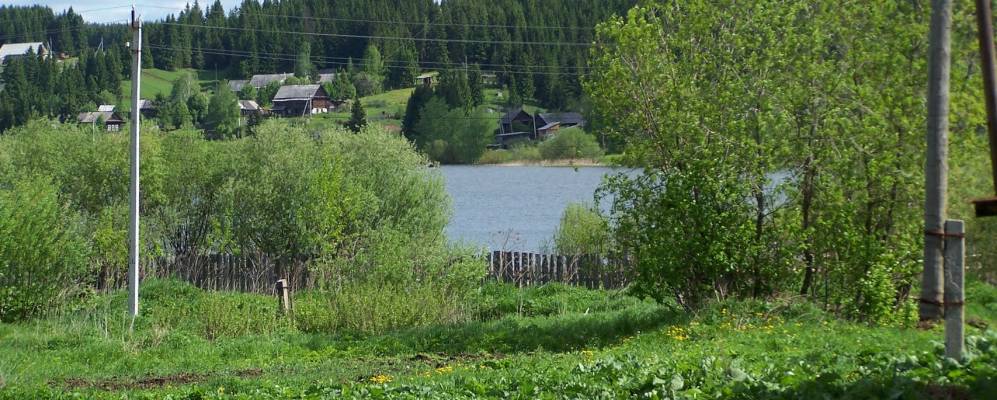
[538,127,603,160]
[553,203,611,256]
[0,178,88,322]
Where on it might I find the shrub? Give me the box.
[553,203,611,256]
[0,178,89,322]
[538,127,603,160]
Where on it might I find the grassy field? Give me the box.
[118,68,218,110]
[0,279,994,399]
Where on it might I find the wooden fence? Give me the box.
[150,253,310,294]
[486,251,632,289]
[136,251,629,294]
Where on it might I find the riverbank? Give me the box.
[480,158,606,167]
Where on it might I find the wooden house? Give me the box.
[495,108,588,148]
[77,105,125,132]
[415,72,439,87]
[136,99,157,119]
[271,85,333,117]
[238,100,263,116]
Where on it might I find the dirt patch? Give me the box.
[59,368,262,391]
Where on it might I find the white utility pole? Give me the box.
[128,8,142,318]
[921,0,953,322]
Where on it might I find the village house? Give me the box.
[271,85,333,117]
[77,105,125,132]
[495,107,587,148]
[238,100,263,117]
[415,72,439,87]
[136,99,157,119]
[0,42,49,65]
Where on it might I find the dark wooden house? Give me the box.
[137,99,157,119]
[271,85,333,117]
[78,105,125,132]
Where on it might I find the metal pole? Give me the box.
[943,220,966,360]
[128,9,142,318]
[975,0,997,194]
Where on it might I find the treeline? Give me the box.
[0,49,128,131]
[142,0,633,109]
[0,5,93,55]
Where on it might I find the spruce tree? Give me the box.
[347,94,367,133]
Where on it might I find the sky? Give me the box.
[7,1,244,23]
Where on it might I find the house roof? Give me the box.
[273,84,324,101]
[238,100,260,111]
[416,72,439,79]
[0,42,45,62]
[318,73,338,83]
[537,121,560,131]
[97,105,116,112]
[249,73,294,88]
[229,80,248,92]
[538,112,585,126]
[500,107,531,124]
[137,99,156,110]
[77,111,123,124]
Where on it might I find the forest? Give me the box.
[0,0,996,399]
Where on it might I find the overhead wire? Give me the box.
[146,44,590,76]
[156,21,592,47]
[137,3,594,32]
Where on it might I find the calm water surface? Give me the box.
[441,165,624,252]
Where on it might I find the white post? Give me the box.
[944,219,965,360]
[128,9,142,318]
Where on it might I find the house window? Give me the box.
[107,124,119,132]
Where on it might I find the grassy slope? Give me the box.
[117,68,218,111]
[0,280,995,399]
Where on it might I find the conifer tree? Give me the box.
[347,94,367,133]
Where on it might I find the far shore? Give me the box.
[475,158,609,167]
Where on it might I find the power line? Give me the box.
[156,21,592,47]
[146,44,589,76]
[137,3,594,32]
[146,43,586,71]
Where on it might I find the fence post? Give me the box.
[944,219,965,360]
[276,279,291,315]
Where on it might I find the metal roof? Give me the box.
[274,85,323,101]
[97,105,116,112]
[0,42,45,62]
[249,73,294,88]
[538,112,585,126]
[137,99,156,110]
[77,111,122,124]
[238,100,260,111]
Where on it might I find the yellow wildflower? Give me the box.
[436,365,454,374]
[370,374,393,384]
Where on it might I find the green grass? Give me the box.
[118,68,219,111]
[1,279,995,398]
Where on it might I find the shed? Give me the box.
[136,99,157,118]
[415,72,439,87]
[238,100,262,116]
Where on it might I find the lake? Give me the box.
[441,165,623,252]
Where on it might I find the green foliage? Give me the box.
[0,178,88,322]
[256,81,281,107]
[477,144,542,164]
[294,42,315,79]
[401,85,435,141]
[553,203,610,256]
[324,72,357,102]
[347,95,367,133]
[587,1,926,319]
[362,44,385,86]
[413,98,493,164]
[205,82,240,138]
[237,84,257,101]
[538,127,603,160]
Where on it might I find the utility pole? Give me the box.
[921,0,953,322]
[973,0,997,217]
[128,8,142,318]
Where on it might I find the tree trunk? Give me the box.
[920,0,953,322]
[799,153,816,296]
